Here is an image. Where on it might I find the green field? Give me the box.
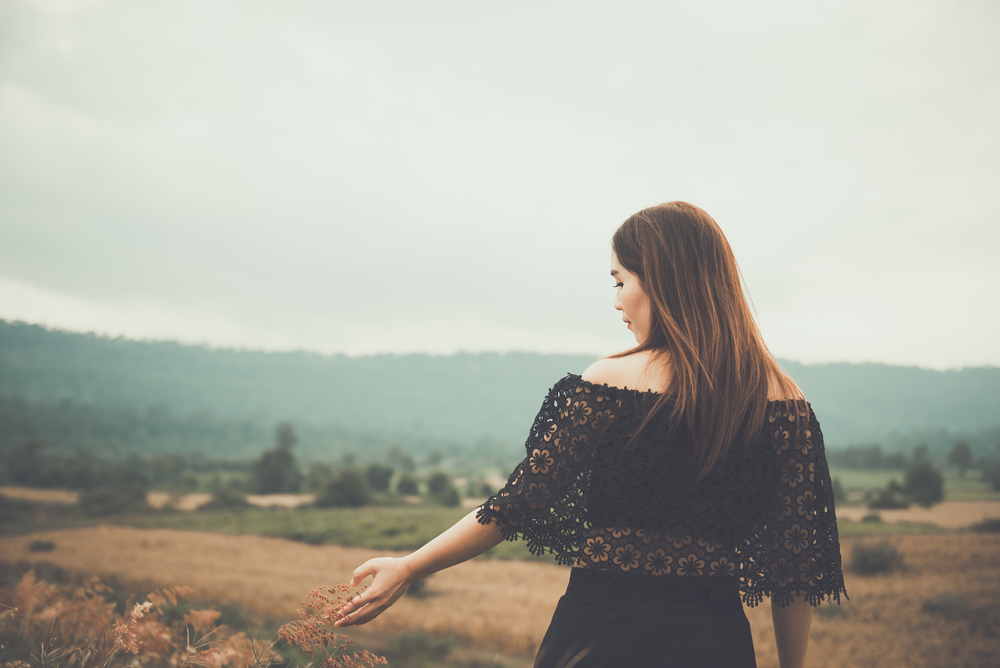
[126,505,553,562]
[830,467,1000,504]
[836,519,944,536]
[6,462,999,557]
[124,500,958,551]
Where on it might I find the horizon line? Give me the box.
[2,318,996,372]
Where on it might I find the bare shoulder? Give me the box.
[582,351,670,393]
[581,357,623,385]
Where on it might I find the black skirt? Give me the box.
[534,569,757,668]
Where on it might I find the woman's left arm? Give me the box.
[334,509,504,627]
[771,595,813,668]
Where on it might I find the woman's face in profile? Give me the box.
[611,252,651,344]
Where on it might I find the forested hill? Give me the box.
[1,320,998,454]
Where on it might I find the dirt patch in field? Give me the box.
[245,493,315,508]
[836,500,1000,528]
[146,492,214,510]
[1,528,998,667]
[0,486,79,504]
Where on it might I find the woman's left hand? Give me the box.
[334,557,415,627]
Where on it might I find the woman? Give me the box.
[334,202,846,668]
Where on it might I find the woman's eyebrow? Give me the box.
[610,269,620,277]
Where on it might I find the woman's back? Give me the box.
[476,370,844,608]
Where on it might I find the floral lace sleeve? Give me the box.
[476,375,615,561]
[756,402,847,607]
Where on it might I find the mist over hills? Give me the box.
[1,320,998,460]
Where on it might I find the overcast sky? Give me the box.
[1,0,997,369]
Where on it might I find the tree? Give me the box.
[427,472,450,494]
[315,469,371,508]
[427,471,460,507]
[947,441,973,477]
[248,422,302,494]
[396,474,418,495]
[983,467,1000,491]
[150,455,185,488]
[276,422,298,450]
[79,482,149,515]
[366,464,394,492]
[904,461,944,507]
[386,447,416,473]
[305,462,335,492]
[867,480,910,509]
[1,440,45,487]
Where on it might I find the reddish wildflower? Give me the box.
[112,601,153,654]
[278,585,387,668]
[185,608,223,634]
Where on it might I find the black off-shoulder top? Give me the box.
[476,374,847,608]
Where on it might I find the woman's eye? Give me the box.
[613,282,623,288]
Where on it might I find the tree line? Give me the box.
[6,318,1000,449]
[0,421,485,516]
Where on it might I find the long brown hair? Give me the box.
[612,201,800,479]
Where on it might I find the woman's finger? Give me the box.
[349,561,378,587]
[336,591,362,618]
[337,595,392,627]
[335,595,381,627]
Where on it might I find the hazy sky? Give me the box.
[1,0,997,369]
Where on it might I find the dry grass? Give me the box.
[1,527,998,666]
[836,500,1000,529]
[748,533,1000,668]
[0,526,567,655]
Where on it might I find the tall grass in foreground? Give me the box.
[0,571,385,668]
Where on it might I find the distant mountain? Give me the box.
[1,320,998,457]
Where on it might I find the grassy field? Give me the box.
[2,527,998,668]
[126,505,553,562]
[4,486,998,551]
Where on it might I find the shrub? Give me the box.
[866,481,910,509]
[424,472,461,507]
[27,540,55,552]
[79,483,149,515]
[983,467,1000,491]
[904,461,944,507]
[200,486,249,511]
[305,461,336,492]
[316,469,372,508]
[396,474,418,496]
[970,518,1000,533]
[427,472,450,495]
[861,513,882,523]
[366,464,394,493]
[831,477,847,505]
[921,594,969,617]
[433,485,461,508]
[851,540,903,575]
